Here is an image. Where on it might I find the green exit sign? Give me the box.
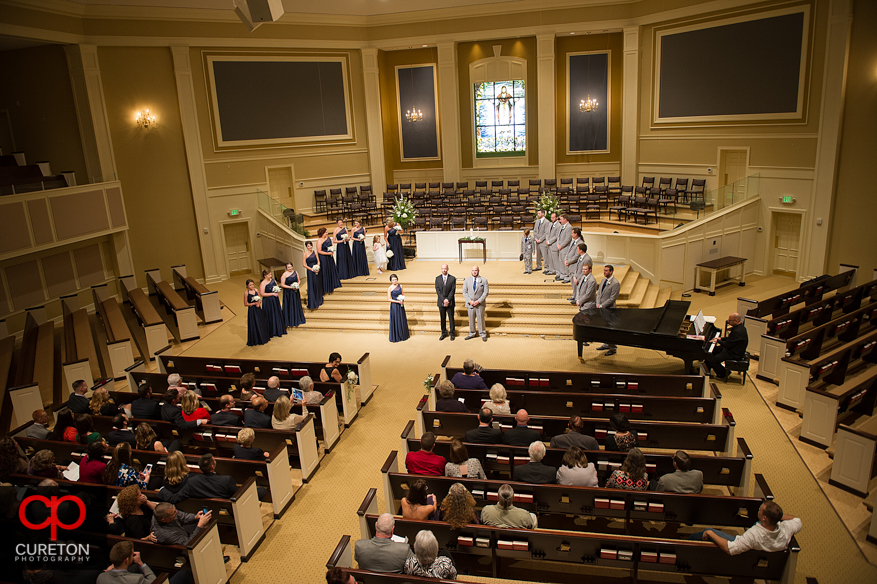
[782,196,794,204]
[228,209,241,216]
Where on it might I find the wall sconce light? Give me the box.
[135,109,156,129]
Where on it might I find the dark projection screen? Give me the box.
[397,66,439,159]
[211,60,349,142]
[568,53,609,152]
[658,11,805,119]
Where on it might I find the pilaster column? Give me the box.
[360,48,387,198]
[536,34,556,179]
[437,42,461,183]
[171,46,222,284]
[620,26,640,185]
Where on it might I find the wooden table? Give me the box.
[257,257,287,275]
[695,256,747,296]
[458,239,486,264]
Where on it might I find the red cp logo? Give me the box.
[19,495,86,540]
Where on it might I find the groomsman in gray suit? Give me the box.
[533,209,549,272]
[567,240,592,303]
[544,212,561,276]
[596,264,621,355]
[576,264,597,311]
[463,265,489,341]
[554,215,572,282]
[562,227,583,285]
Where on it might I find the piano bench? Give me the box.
[725,353,751,385]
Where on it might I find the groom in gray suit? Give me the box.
[533,209,550,271]
[463,265,489,341]
[596,264,621,356]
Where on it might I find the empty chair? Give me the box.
[386,184,399,197]
[593,185,609,205]
[567,213,582,226]
[490,180,503,192]
[363,198,380,224]
[659,188,678,215]
[543,178,557,193]
[414,182,427,190]
[350,201,367,225]
[525,195,540,207]
[428,181,441,189]
[591,177,605,187]
[658,177,672,193]
[462,189,476,199]
[360,185,373,199]
[620,185,634,196]
[429,217,445,231]
[565,193,580,213]
[585,201,601,220]
[341,192,356,213]
[474,180,488,191]
[330,187,342,197]
[506,194,520,206]
[472,216,488,230]
[441,182,454,191]
[641,176,655,188]
[450,216,466,230]
[576,177,590,188]
[326,196,344,220]
[314,189,327,214]
[498,215,515,230]
[346,186,358,196]
[399,183,412,194]
[496,189,511,204]
[412,216,428,232]
[529,179,542,192]
[634,186,648,197]
[511,205,526,225]
[673,178,689,194]
[455,182,468,193]
[607,176,621,196]
[687,179,706,202]
[608,195,631,221]
[576,185,590,195]
[507,179,520,188]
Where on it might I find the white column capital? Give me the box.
[623,26,640,53]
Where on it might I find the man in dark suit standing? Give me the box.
[502,409,541,446]
[161,453,236,503]
[130,383,161,420]
[262,376,286,402]
[464,408,503,444]
[67,380,90,414]
[435,264,457,341]
[513,441,555,484]
[210,395,240,427]
[705,313,749,381]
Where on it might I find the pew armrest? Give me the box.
[326,535,353,569]
[382,451,399,474]
[754,473,773,500]
[401,420,415,439]
[358,487,378,517]
[442,355,452,368]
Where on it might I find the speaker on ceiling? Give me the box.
[246,0,285,23]
[233,0,262,32]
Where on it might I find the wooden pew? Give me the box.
[356,489,799,584]
[158,353,376,426]
[172,264,223,324]
[799,365,877,449]
[418,400,738,456]
[60,294,102,390]
[829,417,877,497]
[145,269,200,342]
[14,308,56,409]
[400,421,754,496]
[118,275,172,360]
[93,284,137,379]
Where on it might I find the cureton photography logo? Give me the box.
[13,494,90,564]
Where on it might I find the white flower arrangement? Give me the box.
[347,370,359,384]
[391,196,418,228]
[423,374,434,393]
[386,250,394,258]
[397,295,405,302]
[312,265,321,273]
[533,193,563,220]
[328,246,336,253]
[291,282,300,290]
[271,285,281,293]
[251,295,261,302]
[357,234,366,241]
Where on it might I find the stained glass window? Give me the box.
[474,80,526,157]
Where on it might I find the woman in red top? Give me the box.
[604,447,649,491]
[79,440,108,484]
[180,392,209,422]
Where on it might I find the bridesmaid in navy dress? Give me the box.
[387,274,409,343]
[317,228,342,293]
[303,241,323,310]
[259,270,286,338]
[351,220,370,277]
[333,219,354,280]
[279,262,306,327]
[385,220,406,271]
[244,279,269,346]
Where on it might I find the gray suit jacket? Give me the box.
[354,536,413,573]
[577,274,597,309]
[533,216,550,242]
[565,238,582,264]
[97,566,156,584]
[462,276,488,307]
[556,222,571,252]
[26,423,51,439]
[597,276,620,308]
[546,221,561,246]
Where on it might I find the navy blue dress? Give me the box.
[335,228,353,280]
[389,286,409,343]
[246,292,269,347]
[351,227,370,277]
[261,279,286,338]
[320,239,342,293]
[282,273,306,327]
[387,228,406,271]
[305,253,323,310]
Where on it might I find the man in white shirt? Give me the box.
[692,500,802,555]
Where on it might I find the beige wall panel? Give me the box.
[0,202,31,254]
[106,186,127,228]
[50,190,109,240]
[98,46,204,287]
[41,252,77,299]
[204,152,370,191]
[27,199,54,246]
[639,138,817,168]
[72,244,104,287]
[5,260,45,310]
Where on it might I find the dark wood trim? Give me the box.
[357,487,377,516]
[381,451,398,474]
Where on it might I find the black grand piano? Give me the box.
[573,300,719,372]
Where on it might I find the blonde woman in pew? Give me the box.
[244,278,269,347]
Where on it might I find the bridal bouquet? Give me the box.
[328,246,336,253]
[397,295,406,302]
[271,285,281,293]
[312,265,321,273]
[251,295,261,302]
[386,250,394,258]
[291,282,300,290]
[357,233,366,241]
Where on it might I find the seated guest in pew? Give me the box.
[326,568,355,584]
[605,413,638,452]
[160,453,237,504]
[502,410,541,447]
[445,439,486,479]
[151,502,213,546]
[450,359,487,390]
[300,375,323,405]
[262,376,286,402]
[234,428,269,460]
[135,423,181,454]
[51,409,75,441]
[67,379,91,414]
[161,451,190,495]
[513,441,556,484]
[705,312,749,382]
[91,386,128,418]
[79,440,108,484]
[168,373,201,397]
[72,414,102,445]
[108,414,136,448]
[210,395,240,426]
[131,383,161,420]
[97,541,157,584]
[354,512,414,573]
[435,380,468,413]
[239,372,257,402]
[464,408,503,444]
[481,484,537,529]
[180,392,209,423]
[692,500,803,555]
[402,479,439,520]
[104,443,150,488]
[405,432,446,475]
[114,485,158,541]
[28,449,66,479]
[556,446,598,487]
[403,530,457,580]
[440,483,479,529]
[244,395,271,428]
[272,395,307,430]
[656,451,704,494]
[484,383,511,415]
[161,389,208,430]
[0,437,28,478]
[320,352,344,383]
[550,415,599,451]
[26,409,51,439]
[604,448,648,491]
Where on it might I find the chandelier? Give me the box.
[135,109,156,128]
[579,95,598,113]
[406,108,423,122]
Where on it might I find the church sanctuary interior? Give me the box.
[1,0,877,583]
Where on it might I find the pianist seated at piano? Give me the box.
[704,313,749,381]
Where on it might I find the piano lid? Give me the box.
[572,300,692,337]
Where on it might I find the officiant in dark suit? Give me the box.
[435,263,457,341]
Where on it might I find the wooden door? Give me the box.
[268,167,293,210]
[223,222,251,276]
[772,212,801,276]
[719,149,748,208]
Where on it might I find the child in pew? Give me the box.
[233,428,269,460]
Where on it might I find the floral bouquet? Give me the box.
[397,295,406,302]
[423,374,434,393]
[533,192,562,220]
[312,265,321,273]
[251,295,261,302]
[346,369,359,385]
[357,233,366,241]
[328,246,336,253]
[291,282,300,290]
[341,233,349,241]
[391,196,418,228]
[386,250,394,258]
[271,285,281,294]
